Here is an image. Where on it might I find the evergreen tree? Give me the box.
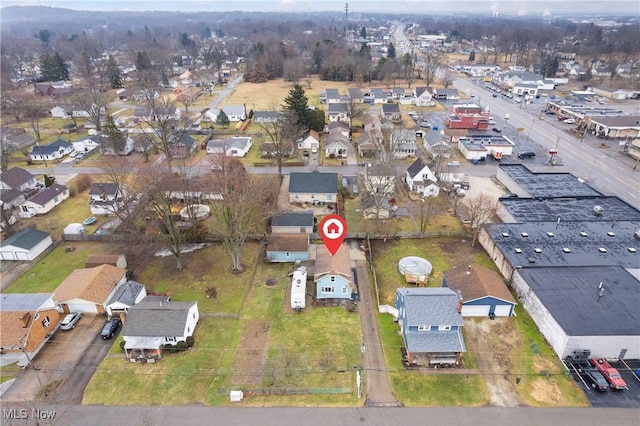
[306,108,326,132]
[102,114,126,154]
[40,52,70,81]
[283,84,309,128]
[135,51,152,71]
[360,27,367,38]
[107,55,123,88]
[469,50,476,62]
[216,110,230,128]
[387,43,396,59]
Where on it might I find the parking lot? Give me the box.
[567,359,640,408]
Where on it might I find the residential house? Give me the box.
[50,105,69,119]
[432,88,459,100]
[0,228,53,261]
[88,183,123,216]
[391,87,406,99]
[496,71,544,89]
[202,108,220,122]
[323,88,342,104]
[1,189,25,212]
[327,121,350,138]
[134,107,180,122]
[100,135,135,156]
[19,184,70,217]
[122,300,199,362]
[296,130,320,151]
[327,103,349,123]
[0,293,61,362]
[30,138,74,162]
[0,167,37,192]
[175,86,202,103]
[381,103,401,123]
[253,111,282,124]
[265,234,310,263]
[271,211,314,234]
[413,87,435,106]
[324,132,350,159]
[368,88,388,104]
[206,136,252,157]
[348,87,364,102]
[105,281,147,317]
[54,264,128,314]
[85,254,128,269]
[160,175,223,203]
[167,133,197,159]
[34,83,54,96]
[423,132,452,158]
[361,194,392,220]
[1,127,34,149]
[288,172,338,204]
[444,104,490,130]
[73,135,101,154]
[364,164,396,197]
[395,287,466,366]
[357,133,377,158]
[221,105,246,122]
[442,265,517,317]
[391,129,417,159]
[406,158,439,197]
[314,244,354,300]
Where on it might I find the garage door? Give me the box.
[0,251,17,260]
[462,305,490,317]
[16,251,30,260]
[493,305,513,317]
[66,301,98,314]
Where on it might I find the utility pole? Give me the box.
[20,346,48,397]
[345,3,348,40]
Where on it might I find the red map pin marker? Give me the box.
[319,214,347,256]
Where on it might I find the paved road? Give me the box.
[1,404,639,426]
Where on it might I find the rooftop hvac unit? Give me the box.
[593,205,604,215]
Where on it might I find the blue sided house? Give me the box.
[313,244,354,300]
[395,287,466,366]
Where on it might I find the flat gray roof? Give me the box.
[518,266,640,336]
[0,293,53,311]
[485,221,640,269]
[500,196,640,223]
[498,164,601,198]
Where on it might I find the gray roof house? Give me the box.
[395,287,466,366]
[105,281,147,317]
[289,172,338,204]
[253,111,282,123]
[122,300,199,362]
[0,167,37,192]
[271,211,314,234]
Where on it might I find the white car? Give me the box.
[563,118,575,124]
[311,147,318,154]
[60,312,82,330]
[447,161,460,167]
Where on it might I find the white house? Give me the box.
[327,103,349,123]
[101,135,135,156]
[0,228,53,261]
[105,281,147,317]
[324,133,349,158]
[406,158,439,197]
[88,183,123,216]
[221,105,246,122]
[19,184,70,217]
[30,139,73,162]
[413,87,436,107]
[296,130,320,151]
[206,137,252,157]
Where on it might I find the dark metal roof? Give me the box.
[289,172,338,194]
[500,196,640,223]
[484,221,640,269]
[498,164,601,198]
[271,211,314,227]
[122,301,196,337]
[1,228,50,250]
[89,183,119,197]
[517,266,640,336]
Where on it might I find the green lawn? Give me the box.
[4,242,119,293]
[0,363,22,384]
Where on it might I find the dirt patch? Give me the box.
[529,378,561,404]
[230,320,270,386]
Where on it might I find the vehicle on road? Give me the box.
[101,318,122,339]
[492,127,502,133]
[589,358,628,390]
[518,151,536,159]
[447,161,460,167]
[60,312,82,330]
[492,93,498,97]
[563,118,576,124]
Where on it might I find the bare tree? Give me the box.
[360,163,397,225]
[344,96,368,130]
[209,159,277,272]
[420,50,443,88]
[460,193,495,247]
[22,93,51,143]
[70,88,108,131]
[257,108,297,179]
[440,68,458,88]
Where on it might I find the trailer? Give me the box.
[490,149,503,161]
[290,267,307,311]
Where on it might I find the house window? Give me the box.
[321,286,334,293]
[42,316,50,328]
[418,325,430,331]
[193,312,196,319]
[342,287,348,294]
[34,312,40,320]
[438,325,451,331]
[187,326,190,333]
[166,337,176,342]
[330,276,336,282]
[54,196,59,203]
[285,252,291,258]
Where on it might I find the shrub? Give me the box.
[186,336,195,347]
[69,174,92,196]
[119,340,126,351]
[176,341,187,350]
[164,343,176,351]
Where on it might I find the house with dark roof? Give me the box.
[122,300,199,362]
[369,88,388,104]
[167,133,197,159]
[0,293,60,363]
[442,265,516,317]
[327,103,349,123]
[324,132,350,159]
[30,138,73,162]
[326,121,350,138]
[253,111,282,124]
[413,87,435,107]
[1,188,25,211]
[381,103,401,123]
[357,133,377,158]
[348,87,364,102]
[314,244,354,300]
[266,234,309,263]
[19,184,69,217]
[405,158,439,197]
[105,281,147,317]
[288,172,338,204]
[0,228,52,261]
[0,167,36,192]
[271,211,314,234]
[89,183,123,216]
[395,287,466,366]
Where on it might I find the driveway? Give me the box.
[2,314,110,403]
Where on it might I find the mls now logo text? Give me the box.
[3,408,57,420]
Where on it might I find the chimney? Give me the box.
[456,290,464,313]
[19,312,31,328]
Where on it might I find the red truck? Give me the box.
[589,358,628,390]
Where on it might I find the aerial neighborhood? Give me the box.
[0,2,639,416]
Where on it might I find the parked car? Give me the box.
[311,147,318,154]
[563,118,575,124]
[518,151,536,159]
[583,368,609,392]
[492,127,502,133]
[101,318,122,339]
[446,161,460,167]
[60,312,82,330]
[69,151,79,158]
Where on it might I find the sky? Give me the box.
[0,0,637,15]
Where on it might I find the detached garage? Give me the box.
[54,264,127,314]
[442,265,517,317]
[0,228,52,261]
